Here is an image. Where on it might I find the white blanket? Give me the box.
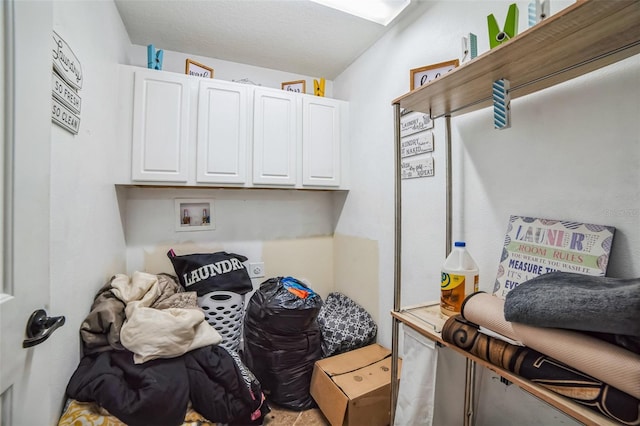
[111,271,221,364]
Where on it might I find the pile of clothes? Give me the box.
[61,272,269,426]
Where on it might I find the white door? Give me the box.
[1,2,58,425]
[252,87,298,186]
[302,96,342,187]
[196,80,249,184]
[131,69,191,182]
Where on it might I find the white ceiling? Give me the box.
[114,0,418,79]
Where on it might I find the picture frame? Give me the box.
[185,59,214,78]
[410,59,459,90]
[281,80,306,93]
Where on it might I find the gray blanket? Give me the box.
[504,272,640,338]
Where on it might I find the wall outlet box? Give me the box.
[248,262,265,278]
[174,198,215,232]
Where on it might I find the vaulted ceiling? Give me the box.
[114,0,419,79]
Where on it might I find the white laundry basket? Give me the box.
[197,291,245,352]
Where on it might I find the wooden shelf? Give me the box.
[392,0,640,118]
[392,304,618,426]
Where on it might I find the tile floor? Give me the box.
[262,402,329,426]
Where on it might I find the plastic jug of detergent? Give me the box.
[441,241,479,316]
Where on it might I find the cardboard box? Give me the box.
[310,344,401,426]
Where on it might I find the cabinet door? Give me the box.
[302,97,342,187]
[131,69,190,182]
[252,88,298,186]
[197,80,248,184]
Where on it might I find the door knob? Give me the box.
[22,309,65,348]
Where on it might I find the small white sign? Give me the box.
[51,97,80,134]
[401,131,434,158]
[401,156,434,179]
[52,31,83,90]
[185,59,213,79]
[400,112,433,138]
[52,72,81,114]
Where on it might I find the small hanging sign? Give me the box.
[401,156,434,179]
[401,130,434,158]
[52,72,81,115]
[400,111,433,138]
[52,30,83,90]
[51,97,80,135]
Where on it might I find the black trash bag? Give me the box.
[243,277,323,410]
[244,277,322,334]
[167,249,253,296]
[244,328,322,410]
[317,292,377,358]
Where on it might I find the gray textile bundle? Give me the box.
[504,272,640,337]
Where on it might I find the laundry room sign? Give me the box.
[52,72,81,115]
[52,31,82,90]
[400,111,433,138]
[401,156,434,179]
[400,110,435,179]
[51,97,80,134]
[401,130,433,158]
[51,31,82,134]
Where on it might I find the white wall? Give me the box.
[334,1,639,424]
[48,1,131,421]
[120,186,342,300]
[128,44,335,98]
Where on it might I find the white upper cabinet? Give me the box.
[196,80,249,184]
[252,87,298,186]
[124,66,349,190]
[131,69,190,182]
[302,96,343,187]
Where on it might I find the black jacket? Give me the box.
[66,345,267,426]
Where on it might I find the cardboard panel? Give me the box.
[311,345,400,426]
[310,364,349,426]
[349,385,393,426]
[315,344,390,376]
[332,358,393,399]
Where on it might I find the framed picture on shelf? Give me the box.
[281,80,306,93]
[410,59,459,90]
[493,215,615,298]
[185,59,214,78]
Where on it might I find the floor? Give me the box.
[262,403,330,426]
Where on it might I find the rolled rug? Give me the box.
[461,292,640,399]
[441,315,640,426]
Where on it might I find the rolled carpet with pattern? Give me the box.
[460,292,640,400]
[442,315,640,425]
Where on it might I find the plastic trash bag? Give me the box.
[243,277,322,410]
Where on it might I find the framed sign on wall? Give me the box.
[185,59,214,78]
[281,80,306,93]
[410,59,459,90]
